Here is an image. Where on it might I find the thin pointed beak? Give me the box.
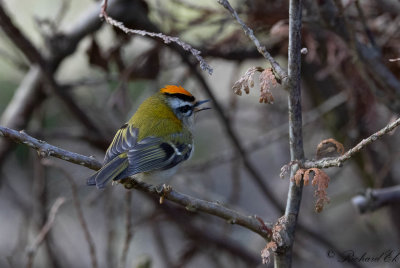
[194,99,211,113]
[194,99,210,107]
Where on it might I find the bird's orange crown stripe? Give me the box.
[160,85,193,97]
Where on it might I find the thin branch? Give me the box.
[352,185,400,214]
[104,189,117,268]
[125,179,272,239]
[185,92,346,172]
[0,126,102,170]
[275,0,304,266]
[41,159,98,268]
[315,0,400,113]
[0,0,138,165]
[161,204,260,266]
[32,150,61,268]
[26,197,65,268]
[177,64,354,264]
[0,125,272,239]
[354,0,376,47]
[0,3,104,136]
[0,66,45,165]
[304,117,400,169]
[217,0,288,83]
[151,222,174,267]
[177,49,284,212]
[100,0,213,75]
[0,4,45,66]
[119,191,133,268]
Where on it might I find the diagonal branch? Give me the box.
[0,2,103,136]
[315,0,400,113]
[186,92,346,172]
[0,0,139,166]
[125,179,272,239]
[119,191,133,268]
[217,0,288,83]
[304,117,400,169]
[0,125,272,239]
[41,160,98,268]
[0,126,102,170]
[179,54,284,212]
[100,0,213,75]
[26,197,65,268]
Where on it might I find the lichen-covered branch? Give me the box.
[0,125,272,239]
[304,117,400,169]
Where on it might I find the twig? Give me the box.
[185,92,346,172]
[0,0,137,165]
[175,244,199,268]
[316,0,400,113]
[26,197,65,268]
[0,3,104,136]
[162,204,260,266]
[41,159,98,268]
[0,66,45,165]
[125,179,272,239]
[0,5,45,67]
[54,0,70,29]
[0,126,102,170]
[119,191,133,268]
[304,117,400,169]
[275,0,305,266]
[0,125,272,239]
[151,222,174,267]
[354,0,376,47]
[100,0,213,75]
[178,50,284,212]
[217,0,287,83]
[352,185,400,214]
[32,149,61,268]
[105,188,117,268]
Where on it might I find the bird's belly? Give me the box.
[134,166,179,185]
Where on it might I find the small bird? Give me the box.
[87,85,210,189]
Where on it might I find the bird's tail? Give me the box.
[86,156,129,189]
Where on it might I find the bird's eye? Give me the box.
[179,105,192,114]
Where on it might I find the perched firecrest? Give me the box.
[87,85,210,189]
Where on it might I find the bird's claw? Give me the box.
[156,184,172,204]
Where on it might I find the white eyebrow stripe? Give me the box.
[167,98,194,109]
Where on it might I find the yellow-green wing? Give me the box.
[104,123,139,164]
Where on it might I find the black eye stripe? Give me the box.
[179,105,192,113]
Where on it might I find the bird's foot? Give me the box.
[156,184,172,204]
